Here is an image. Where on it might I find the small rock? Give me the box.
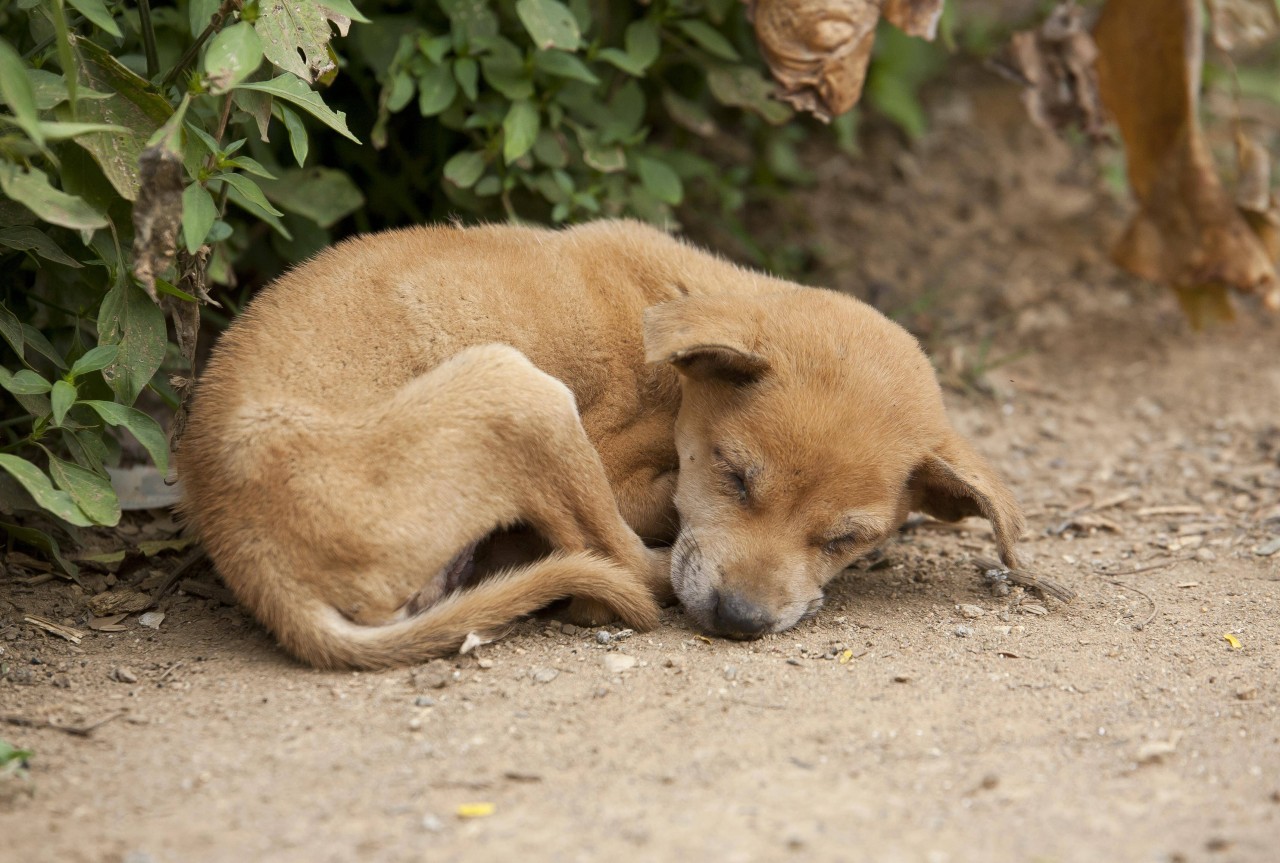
[954,625,973,638]
[957,604,985,619]
[723,664,738,681]
[52,674,71,689]
[531,667,559,684]
[138,611,165,630]
[560,623,581,636]
[477,658,494,670]
[786,658,803,667]
[421,813,445,833]
[1135,739,1178,764]
[979,773,999,790]
[408,717,423,731]
[1236,686,1258,701]
[1253,537,1280,557]
[603,653,637,674]
[1194,548,1217,563]
[595,630,613,645]
[412,660,453,690]
[414,695,437,707]
[892,674,911,683]
[111,666,138,684]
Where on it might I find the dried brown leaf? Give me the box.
[130,146,184,303]
[1003,3,1108,140]
[1207,0,1280,53]
[747,0,881,121]
[1094,0,1278,321]
[882,0,945,39]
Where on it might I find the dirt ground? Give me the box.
[2,77,1278,863]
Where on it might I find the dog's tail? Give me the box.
[267,551,660,670]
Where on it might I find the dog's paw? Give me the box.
[562,597,620,628]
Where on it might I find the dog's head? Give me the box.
[644,290,1024,639]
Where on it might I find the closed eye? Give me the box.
[822,534,865,555]
[713,447,750,504]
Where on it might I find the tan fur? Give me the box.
[178,220,1024,669]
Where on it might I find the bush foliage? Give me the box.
[0,0,940,571]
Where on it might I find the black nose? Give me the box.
[712,590,774,639]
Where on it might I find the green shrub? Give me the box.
[0,0,947,573]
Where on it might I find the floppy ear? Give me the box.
[643,296,769,384]
[908,432,1026,570]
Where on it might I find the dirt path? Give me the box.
[2,82,1278,863]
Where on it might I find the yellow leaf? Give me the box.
[1223,633,1242,650]
[838,649,854,665]
[456,802,495,819]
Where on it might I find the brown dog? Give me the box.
[178,220,1023,669]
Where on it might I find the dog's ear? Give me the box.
[643,297,769,384]
[908,432,1026,569]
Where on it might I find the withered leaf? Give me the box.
[1206,0,1280,53]
[747,0,882,121]
[1094,0,1278,322]
[882,0,945,39]
[1002,2,1108,140]
[88,588,154,617]
[131,146,184,303]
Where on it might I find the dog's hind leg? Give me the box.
[249,343,662,666]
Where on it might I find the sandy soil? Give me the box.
[2,79,1278,863]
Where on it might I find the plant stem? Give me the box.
[138,0,160,79]
[49,0,78,118]
[160,0,242,91]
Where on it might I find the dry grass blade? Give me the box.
[22,615,84,644]
[971,556,1077,604]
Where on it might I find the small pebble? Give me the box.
[560,623,581,636]
[408,717,423,731]
[477,658,494,669]
[1254,537,1280,557]
[603,653,637,673]
[786,658,803,667]
[723,664,738,681]
[531,667,559,684]
[893,674,911,683]
[1194,548,1217,563]
[954,625,973,638]
[111,666,138,684]
[596,631,612,645]
[958,604,985,619]
[421,813,444,833]
[414,695,437,707]
[1236,686,1258,701]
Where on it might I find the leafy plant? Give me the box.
[1,0,949,574]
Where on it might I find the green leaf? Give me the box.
[503,100,540,164]
[81,401,169,474]
[442,0,499,48]
[25,68,113,110]
[153,278,198,303]
[182,183,217,254]
[48,453,120,526]
[63,427,108,476]
[33,120,129,141]
[625,19,661,70]
[96,282,166,406]
[443,151,485,188]
[454,57,479,101]
[0,455,92,527]
[533,50,598,84]
[0,369,52,395]
[278,104,309,167]
[418,33,453,65]
[51,380,76,426]
[68,36,174,202]
[707,65,793,125]
[254,0,352,83]
[66,0,122,37]
[675,20,740,61]
[225,155,276,180]
[516,0,581,51]
[218,173,284,218]
[69,344,120,378]
[239,75,360,143]
[417,64,459,116]
[0,303,22,357]
[0,226,83,267]
[259,168,364,228]
[0,164,107,231]
[0,520,81,577]
[204,21,264,94]
[597,47,644,77]
[385,71,414,112]
[224,184,292,238]
[481,53,535,100]
[21,326,68,370]
[319,0,370,24]
[0,36,45,147]
[636,156,683,205]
